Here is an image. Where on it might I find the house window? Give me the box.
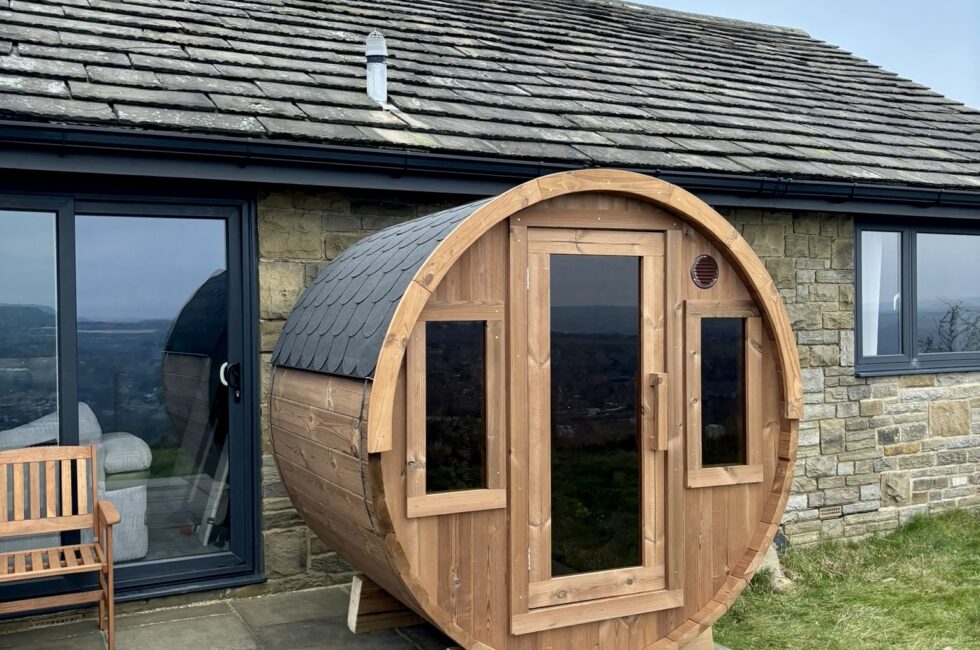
[406,316,505,517]
[857,222,980,375]
[684,300,763,488]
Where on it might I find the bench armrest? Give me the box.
[97,499,121,527]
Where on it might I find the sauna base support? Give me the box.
[347,574,424,635]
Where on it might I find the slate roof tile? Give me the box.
[0,0,978,189]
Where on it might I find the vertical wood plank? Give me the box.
[486,319,506,490]
[61,459,72,517]
[29,462,41,520]
[0,463,7,522]
[746,317,764,468]
[665,228,686,592]
[45,461,56,517]
[77,458,88,515]
[406,322,426,499]
[12,463,23,521]
[526,250,550,583]
[508,223,530,620]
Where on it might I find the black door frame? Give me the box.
[0,183,262,601]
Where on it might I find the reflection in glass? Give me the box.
[75,216,228,563]
[917,233,980,353]
[549,254,640,576]
[425,321,486,493]
[860,231,902,356]
[701,318,746,467]
[0,211,59,437]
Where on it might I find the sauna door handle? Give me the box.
[649,373,668,451]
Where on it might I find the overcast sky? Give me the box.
[634,0,980,108]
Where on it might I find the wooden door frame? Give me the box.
[508,223,684,634]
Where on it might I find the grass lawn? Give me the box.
[714,510,980,650]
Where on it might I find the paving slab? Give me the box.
[116,612,259,650]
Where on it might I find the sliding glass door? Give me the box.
[0,194,258,596]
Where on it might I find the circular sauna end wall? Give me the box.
[270,169,802,649]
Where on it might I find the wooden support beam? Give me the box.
[347,574,424,635]
[681,626,714,650]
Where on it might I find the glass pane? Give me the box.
[549,254,640,576]
[860,231,902,356]
[0,211,58,439]
[701,318,746,467]
[425,321,486,493]
[917,233,980,353]
[75,216,228,564]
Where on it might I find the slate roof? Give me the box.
[272,199,490,378]
[1,0,980,189]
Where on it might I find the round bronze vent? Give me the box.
[691,254,719,289]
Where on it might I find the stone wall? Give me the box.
[723,207,980,544]
[256,187,469,592]
[255,189,980,595]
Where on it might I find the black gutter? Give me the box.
[2,121,980,217]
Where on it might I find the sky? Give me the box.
[632,0,980,108]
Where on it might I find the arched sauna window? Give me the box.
[405,313,506,518]
[685,300,764,488]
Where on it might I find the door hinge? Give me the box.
[526,266,530,290]
[527,549,531,571]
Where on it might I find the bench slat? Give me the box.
[77,459,88,516]
[12,464,23,521]
[61,460,72,517]
[45,461,56,517]
[29,462,40,520]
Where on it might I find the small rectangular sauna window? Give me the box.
[685,300,764,488]
[405,314,506,517]
[424,321,486,493]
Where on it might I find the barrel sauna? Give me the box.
[270,169,802,649]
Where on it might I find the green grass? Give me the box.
[715,510,980,650]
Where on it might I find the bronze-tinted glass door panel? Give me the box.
[525,228,666,609]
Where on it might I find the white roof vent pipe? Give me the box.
[365,31,388,108]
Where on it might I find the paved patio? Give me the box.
[0,586,455,650]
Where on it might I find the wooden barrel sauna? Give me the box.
[269,169,802,649]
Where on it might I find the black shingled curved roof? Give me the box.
[272,198,492,379]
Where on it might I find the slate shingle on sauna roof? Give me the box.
[1,0,980,188]
[272,198,491,378]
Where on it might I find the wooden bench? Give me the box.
[0,444,120,649]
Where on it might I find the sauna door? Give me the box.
[516,226,670,612]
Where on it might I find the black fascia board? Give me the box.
[2,120,980,216]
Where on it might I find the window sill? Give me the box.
[855,362,980,378]
[687,464,763,489]
[406,488,506,518]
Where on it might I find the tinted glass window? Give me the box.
[701,317,746,467]
[0,211,59,437]
[425,321,486,493]
[916,233,980,353]
[860,230,902,357]
[549,254,641,575]
[75,215,230,563]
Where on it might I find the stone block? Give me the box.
[263,528,308,577]
[883,443,919,456]
[785,233,809,257]
[742,223,785,257]
[323,231,366,259]
[806,455,837,478]
[259,261,307,319]
[929,400,971,437]
[260,319,284,353]
[808,283,839,303]
[831,239,854,269]
[860,400,883,417]
[765,257,796,289]
[823,486,860,505]
[860,483,881,500]
[809,235,833,259]
[900,374,935,388]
